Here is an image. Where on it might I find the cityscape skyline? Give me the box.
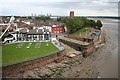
[0,0,119,16]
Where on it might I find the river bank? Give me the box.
[88,18,118,78]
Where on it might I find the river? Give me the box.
[90,18,118,78]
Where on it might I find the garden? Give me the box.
[2,42,59,66]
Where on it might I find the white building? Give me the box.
[33,25,52,32]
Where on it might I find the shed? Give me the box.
[92,30,101,36]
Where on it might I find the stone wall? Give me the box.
[2,50,65,77]
[84,43,95,57]
[59,38,85,51]
[59,38,94,57]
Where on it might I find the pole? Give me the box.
[0,23,11,39]
[0,16,15,39]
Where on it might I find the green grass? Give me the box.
[73,27,93,36]
[2,42,59,66]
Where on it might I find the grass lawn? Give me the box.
[2,42,59,66]
[73,27,93,36]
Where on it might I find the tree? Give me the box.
[65,17,85,33]
[64,17,99,34]
[96,20,103,30]
[57,17,61,21]
[35,16,50,21]
[28,16,32,19]
[89,20,96,28]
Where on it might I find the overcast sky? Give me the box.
[0,0,119,16]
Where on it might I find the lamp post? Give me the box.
[85,28,88,35]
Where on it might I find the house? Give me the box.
[0,25,16,32]
[33,25,52,32]
[14,28,51,41]
[52,25,65,33]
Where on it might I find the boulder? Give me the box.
[23,70,39,78]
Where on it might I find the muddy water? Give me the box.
[94,18,118,78]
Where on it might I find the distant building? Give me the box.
[52,25,65,33]
[70,11,74,17]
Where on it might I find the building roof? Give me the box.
[0,25,15,32]
[92,30,101,36]
[38,29,43,34]
[44,29,49,32]
[27,29,43,35]
[27,29,36,35]
[20,28,27,33]
[19,23,34,28]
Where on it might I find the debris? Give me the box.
[23,70,39,78]
[67,53,76,58]
[73,51,82,55]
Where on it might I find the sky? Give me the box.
[0,0,119,16]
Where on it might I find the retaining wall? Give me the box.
[59,38,94,57]
[59,39,85,51]
[2,50,65,77]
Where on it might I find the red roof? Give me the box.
[0,25,15,32]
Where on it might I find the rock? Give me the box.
[46,63,58,69]
[67,53,76,58]
[61,60,67,63]
[23,70,39,78]
[95,43,104,49]
[37,67,54,77]
[73,51,82,55]
[46,63,67,69]
[77,70,81,72]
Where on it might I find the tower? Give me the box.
[70,11,74,17]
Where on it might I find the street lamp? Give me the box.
[85,28,88,35]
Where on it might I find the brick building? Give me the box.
[70,11,74,17]
[52,25,65,33]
